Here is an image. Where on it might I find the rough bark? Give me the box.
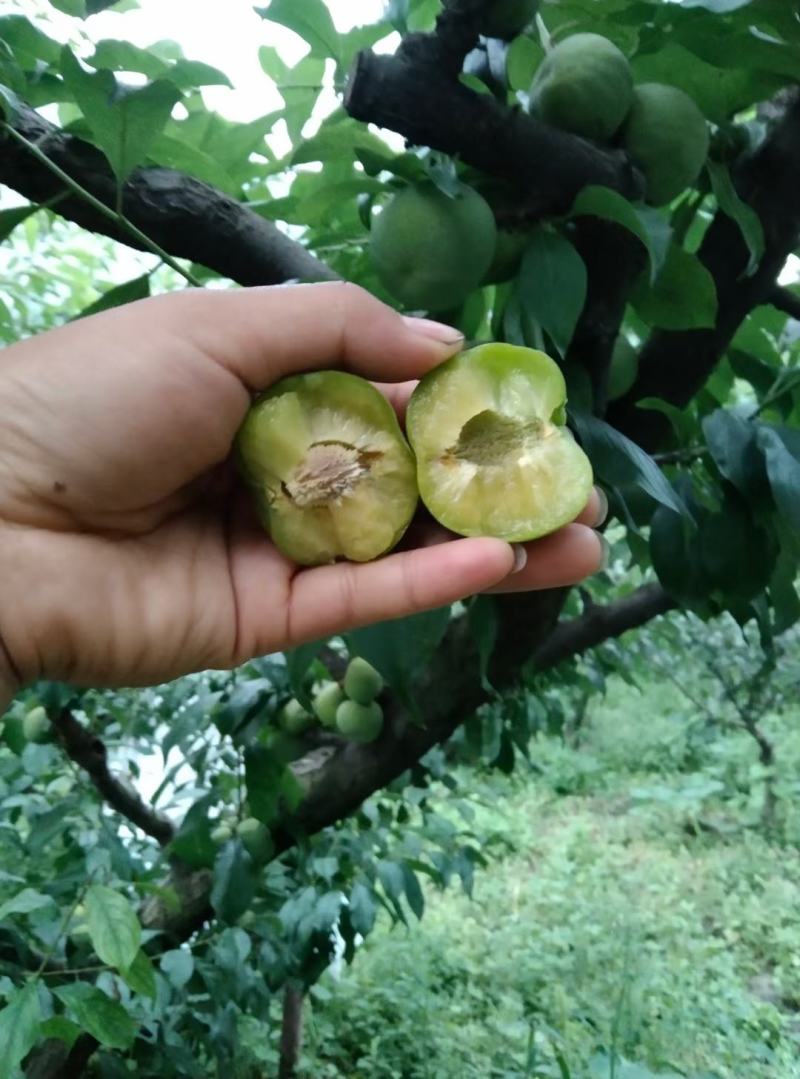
[0,103,337,287]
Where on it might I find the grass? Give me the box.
[291,675,800,1079]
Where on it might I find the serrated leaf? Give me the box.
[707,160,764,275]
[49,0,87,15]
[159,948,194,990]
[283,640,322,711]
[122,949,156,999]
[702,409,767,504]
[570,186,671,283]
[255,0,340,62]
[72,274,150,320]
[468,596,498,692]
[518,227,587,356]
[60,47,180,181]
[571,412,685,515]
[0,887,55,920]
[0,983,40,1079]
[244,745,284,825]
[170,794,216,869]
[85,884,141,972]
[0,203,41,243]
[757,425,800,530]
[54,983,137,1050]
[631,244,718,330]
[348,881,376,937]
[402,864,425,921]
[211,840,257,925]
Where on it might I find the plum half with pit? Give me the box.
[236,371,418,566]
[405,343,593,541]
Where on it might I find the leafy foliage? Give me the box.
[0,0,799,1074]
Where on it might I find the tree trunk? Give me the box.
[278,985,305,1079]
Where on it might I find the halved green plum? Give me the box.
[236,371,418,566]
[405,344,593,541]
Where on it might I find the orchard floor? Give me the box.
[285,678,800,1079]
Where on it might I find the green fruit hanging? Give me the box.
[622,83,709,205]
[529,33,633,143]
[336,699,384,743]
[236,818,274,864]
[236,371,418,566]
[312,682,345,728]
[406,343,593,541]
[344,657,384,705]
[279,698,315,735]
[370,182,497,312]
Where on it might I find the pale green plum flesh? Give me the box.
[406,344,593,542]
[236,371,418,566]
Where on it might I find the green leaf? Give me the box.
[571,412,685,516]
[0,82,23,122]
[38,1015,81,1048]
[122,949,156,999]
[159,948,194,990]
[49,0,87,16]
[244,745,285,825]
[0,887,55,920]
[757,425,800,530]
[348,881,376,937]
[211,840,257,925]
[402,864,425,921]
[518,227,587,356]
[570,186,671,283]
[0,203,41,243]
[0,15,61,68]
[0,983,41,1079]
[170,794,216,869]
[85,884,141,972]
[650,508,703,603]
[255,0,341,62]
[284,640,323,712]
[468,596,498,692]
[60,47,180,181]
[702,409,767,505]
[72,274,151,320]
[706,161,764,275]
[54,983,137,1050]
[631,244,718,330]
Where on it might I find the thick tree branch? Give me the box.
[768,284,800,322]
[344,43,643,219]
[609,90,800,449]
[0,104,337,287]
[530,583,677,671]
[53,710,175,846]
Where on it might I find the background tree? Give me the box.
[0,0,799,1076]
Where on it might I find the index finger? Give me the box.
[148,282,465,390]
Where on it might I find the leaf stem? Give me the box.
[1,122,203,288]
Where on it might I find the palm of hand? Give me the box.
[0,285,602,693]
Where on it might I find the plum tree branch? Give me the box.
[53,709,175,846]
[768,284,800,322]
[0,102,337,287]
[344,27,643,218]
[530,583,677,671]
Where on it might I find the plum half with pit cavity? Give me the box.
[406,344,593,541]
[236,371,418,566]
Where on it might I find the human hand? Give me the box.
[0,283,605,701]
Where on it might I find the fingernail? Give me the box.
[595,486,609,527]
[402,315,464,347]
[594,531,610,572]
[511,543,528,574]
